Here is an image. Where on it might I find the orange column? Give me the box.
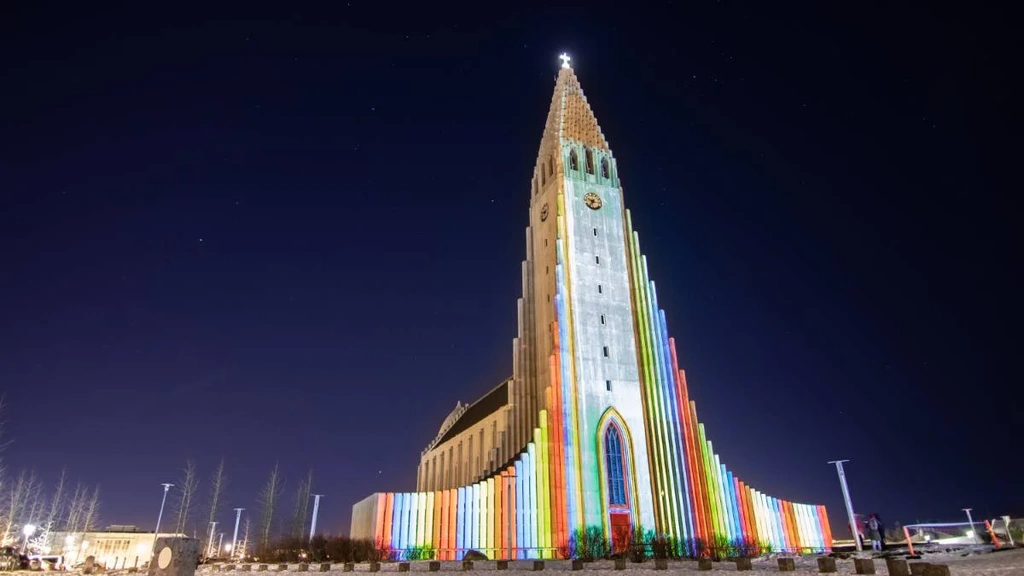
[817,505,833,551]
[382,493,395,550]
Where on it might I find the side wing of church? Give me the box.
[350,57,833,559]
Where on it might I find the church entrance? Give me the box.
[603,421,633,554]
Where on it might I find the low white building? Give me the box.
[48,526,184,569]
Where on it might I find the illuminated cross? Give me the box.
[559,53,571,68]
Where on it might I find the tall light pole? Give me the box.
[231,508,244,559]
[963,508,978,543]
[828,460,862,551]
[152,483,174,557]
[217,533,224,558]
[309,495,323,542]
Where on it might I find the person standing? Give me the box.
[866,513,883,551]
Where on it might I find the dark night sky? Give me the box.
[0,2,1014,538]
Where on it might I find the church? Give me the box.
[350,55,832,560]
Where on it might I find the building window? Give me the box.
[601,158,610,179]
[593,228,598,236]
[598,284,603,294]
[547,294,550,302]
[603,346,609,357]
[541,169,546,186]
[569,150,579,171]
[585,149,595,174]
[601,314,606,325]
[595,255,600,265]
[549,158,554,175]
[546,266,549,274]
[606,380,612,392]
[545,238,548,247]
[604,424,628,506]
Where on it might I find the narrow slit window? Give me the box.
[601,158,610,179]
[598,284,603,294]
[603,346,610,357]
[593,228,598,236]
[569,150,579,171]
[585,149,595,174]
[600,314,606,325]
[595,255,600,264]
[606,380,612,392]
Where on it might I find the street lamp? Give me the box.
[231,508,245,560]
[828,460,862,552]
[963,508,978,544]
[152,483,174,559]
[22,524,36,554]
[309,495,324,543]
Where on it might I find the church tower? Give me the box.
[513,53,656,541]
[351,56,833,560]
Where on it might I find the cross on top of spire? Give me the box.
[559,53,571,68]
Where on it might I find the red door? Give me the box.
[610,512,631,553]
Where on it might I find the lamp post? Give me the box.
[1002,516,1015,546]
[152,483,174,558]
[828,460,862,552]
[963,508,978,544]
[217,533,224,558]
[231,508,244,559]
[309,495,323,543]
[207,521,218,558]
[21,524,36,554]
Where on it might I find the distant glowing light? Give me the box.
[23,524,36,536]
[559,53,571,68]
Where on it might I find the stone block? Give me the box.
[697,559,713,571]
[368,562,380,573]
[885,558,910,576]
[343,563,354,572]
[277,565,288,572]
[257,565,268,572]
[428,561,441,572]
[853,558,875,574]
[224,566,236,572]
[240,566,252,573]
[398,563,410,573]
[613,558,626,570]
[532,560,544,571]
[496,560,508,571]
[653,558,668,570]
[297,565,308,573]
[922,565,950,576]
[735,557,752,571]
[318,564,330,572]
[778,558,795,571]
[909,563,930,576]
[461,560,473,571]
[571,560,584,571]
[149,538,202,576]
[210,567,220,573]
[817,557,837,573]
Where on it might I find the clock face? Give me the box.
[540,203,549,221]
[584,192,603,210]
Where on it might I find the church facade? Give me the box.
[351,56,832,559]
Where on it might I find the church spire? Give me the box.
[535,54,610,176]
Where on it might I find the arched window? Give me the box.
[601,158,610,179]
[585,149,595,174]
[604,424,628,506]
[541,167,546,186]
[569,150,579,171]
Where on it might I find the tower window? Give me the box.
[595,255,600,265]
[604,424,628,506]
[606,380,613,392]
[549,157,554,176]
[569,150,579,171]
[546,266,549,274]
[601,158,610,179]
[541,169,546,186]
[598,284,603,294]
[603,346,609,357]
[600,314,606,325]
[585,149,595,174]
[544,238,548,247]
[593,228,598,236]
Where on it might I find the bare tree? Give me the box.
[240,515,251,560]
[288,470,313,539]
[1,470,40,546]
[256,464,283,554]
[202,459,228,556]
[172,460,199,534]
[64,483,86,535]
[81,485,100,533]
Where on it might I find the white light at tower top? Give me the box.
[559,53,571,68]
